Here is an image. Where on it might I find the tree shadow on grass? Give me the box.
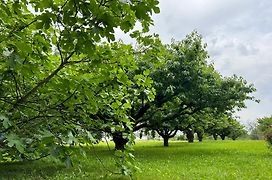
[0,160,65,179]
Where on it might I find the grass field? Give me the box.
[0,140,272,179]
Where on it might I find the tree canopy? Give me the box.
[0,0,260,176]
[125,32,257,146]
[0,0,160,174]
[257,116,272,146]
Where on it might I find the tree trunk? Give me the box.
[220,135,225,140]
[197,132,203,142]
[112,133,128,150]
[163,136,169,147]
[213,134,218,140]
[186,130,194,143]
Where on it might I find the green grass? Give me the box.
[1,140,272,179]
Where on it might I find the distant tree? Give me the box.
[248,121,262,140]
[156,128,178,147]
[196,127,205,142]
[228,120,246,140]
[257,116,272,146]
[184,126,195,143]
[214,116,231,140]
[206,114,246,140]
[189,113,208,142]
[206,113,230,140]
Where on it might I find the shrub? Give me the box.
[264,126,272,147]
[257,116,272,148]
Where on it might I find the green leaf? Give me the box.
[0,4,12,16]
[0,114,11,129]
[66,131,77,144]
[36,21,44,29]
[121,117,130,123]
[87,131,96,143]
[153,7,160,14]
[6,134,25,153]
[143,69,150,76]
[123,102,131,109]
[64,156,73,168]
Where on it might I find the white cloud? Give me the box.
[115,0,272,124]
[150,0,272,124]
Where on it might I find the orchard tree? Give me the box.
[142,32,257,146]
[91,34,165,150]
[189,115,207,142]
[257,116,272,147]
[228,119,246,140]
[0,0,160,174]
[112,31,257,147]
[206,114,246,140]
[206,114,230,140]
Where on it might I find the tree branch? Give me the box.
[169,129,178,138]
[13,51,75,108]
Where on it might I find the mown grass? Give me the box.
[0,140,272,179]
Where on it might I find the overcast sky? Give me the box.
[117,0,272,125]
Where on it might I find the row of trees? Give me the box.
[109,32,256,149]
[141,115,246,143]
[0,0,256,175]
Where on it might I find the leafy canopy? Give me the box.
[0,0,160,174]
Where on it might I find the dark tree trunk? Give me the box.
[156,129,178,147]
[220,135,226,140]
[112,133,128,150]
[163,136,169,147]
[197,132,203,142]
[213,134,218,140]
[186,130,194,143]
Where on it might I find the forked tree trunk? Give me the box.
[220,135,226,140]
[213,134,218,140]
[156,129,178,147]
[112,132,128,150]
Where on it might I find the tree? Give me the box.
[257,116,272,147]
[206,113,246,140]
[88,34,165,150]
[194,119,206,142]
[140,32,257,146]
[228,120,246,140]
[248,121,262,140]
[182,113,208,142]
[156,128,178,147]
[0,0,160,173]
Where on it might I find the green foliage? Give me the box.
[205,113,246,140]
[265,128,272,147]
[0,0,160,175]
[257,116,272,147]
[227,119,246,140]
[134,31,256,146]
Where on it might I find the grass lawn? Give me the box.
[0,140,271,179]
